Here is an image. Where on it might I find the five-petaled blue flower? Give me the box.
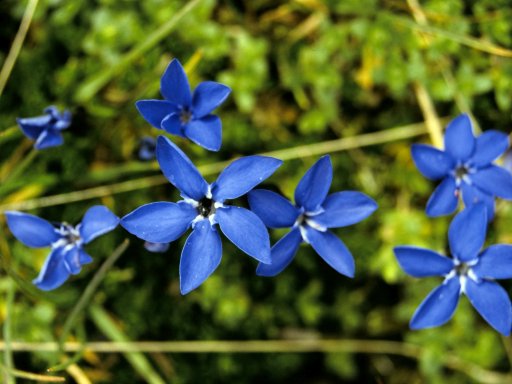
[17,106,71,150]
[136,59,231,152]
[248,156,378,277]
[6,206,119,291]
[394,203,512,335]
[121,136,282,294]
[411,113,512,220]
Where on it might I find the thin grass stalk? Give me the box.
[89,305,166,384]
[0,339,509,384]
[0,362,64,382]
[0,0,39,97]
[58,240,130,350]
[74,0,201,103]
[3,278,16,384]
[0,120,432,212]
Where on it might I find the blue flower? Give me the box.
[411,113,512,220]
[6,206,119,291]
[248,156,378,277]
[121,136,282,294]
[394,204,512,335]
[137,136,157,161]
[17,106,71,150]
[136,59,231,152]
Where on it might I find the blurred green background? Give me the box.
[1,0,512,383]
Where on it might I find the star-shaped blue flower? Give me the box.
[136,59,231,152]
[121,136,282,294]
[248,156,378,277]
[394,204,512,335]
[17,106,71,150]
[411,113,512,220]
[6,206,119,291]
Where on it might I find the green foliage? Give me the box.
[1,0,512,383]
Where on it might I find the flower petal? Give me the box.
[160,59,191,106]
[472,245,512,279]
[33,247,70,291]
[16,116,48,140]
[448,203,487,262]
[471,130,509,167]
[180,219,222,294]
[156,135,208,200]
[256,228,302,277]
[444,114,475,161]
[303,227,355,277]
[295,156,332,212]
[53,110,72,130]
[216,206,271,264]
[79,205,119,244]
[394,246,454,277]
[121,202,196,243]
[471,165,512,199]
[411,144,454,180]
[192,81,231,119]
[425,177,458,217]
[144,242,170,253]
[212,156,283,202]
[135,100,176,129]
[161,113,186,137]
[184,115,222,151]
[461,183,495,221]
[465,279,512,336]
[410,277,460,330]
[248,189,299,228]
[313,191,378,228]
[5,211,60,248]
[34,129,63,149]
[63,247,92,275]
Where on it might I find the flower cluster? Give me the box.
[8,58,377,295]
[121,59,377,294]
[396,114,512,335]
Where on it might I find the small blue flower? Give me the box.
[121,136,282,294]
[136,59,231,152]
[137,136,157,161]
[248,156,378,277]
[6,206,119,291]
[394,204,512,335]
[411,113,512,220]
[17,106,71,150]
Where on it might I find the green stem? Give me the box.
[0,126,22,145]
[0,339,509,384]
[3,278,15,384]
[89,305,166,384]
[0,362,64,382]
[74,0,201,103]
[0,0,39,97]
[1,148,37,184]
[0,120,432,212]
[391,13,512,58]
[58,240,130,350]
